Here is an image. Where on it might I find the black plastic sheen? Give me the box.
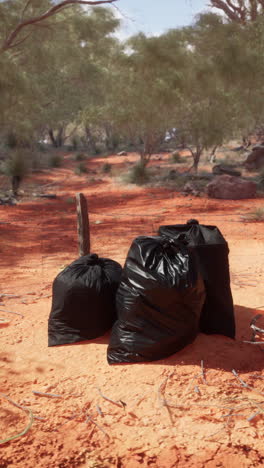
[48,254,122,346]
[158,220,235,338]
[107,236,205,364]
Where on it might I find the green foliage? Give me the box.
[75,162,88,175]
[49,154,63,168]
[0,4,120,147]
[65,197,75,204]
[124,163,149,185]
[4,150,29,177]
[170,152,186,164]
[1,2,264,178]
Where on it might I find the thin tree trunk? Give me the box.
[11,175,22,197]
[57,126,64,147]
[85,126,97,154]
[48,129,58,148]
[209,145,218,163]
[188,145,203,174]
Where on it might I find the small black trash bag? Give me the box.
[107,236,205,364]
[48,254,122,347]
[158,220,235,338]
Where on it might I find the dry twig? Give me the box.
[96,387,124,408]
[0,308,24,318]
[232,370,264,397]
[200,360,208,385]
[32,391,62,398]
[0,393,34,444]
[86,415,110,439]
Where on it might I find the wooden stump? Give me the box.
[76,193,90,256]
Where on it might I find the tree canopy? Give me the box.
[1,0,264,175]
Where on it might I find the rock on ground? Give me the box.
[207,175,257,199]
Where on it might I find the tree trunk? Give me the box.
[12,175,22,197]
[85,126,97,154]
[48,129,58,148]
[209,145,218,163]
[139,146,152,167]
[57,126,64,147]
[191,146,203,174]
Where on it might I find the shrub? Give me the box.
[124,162,149,185]
[4,150,29,177]
[66,197,75,204]
[240,207,264,222]
[75,162,88,175]
[49,154,63,168]
[75,153,86,161]
[102,163,112,174]
[171,152,182,163]
[3,149,30,196]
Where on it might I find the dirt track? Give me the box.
[0,153,264,467]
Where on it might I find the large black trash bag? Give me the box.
[107,236,205,364]
[48,254,122,347]
[158,220,235,338]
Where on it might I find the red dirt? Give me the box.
[0,152,264,468]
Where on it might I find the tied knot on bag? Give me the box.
[187,219,199,225]
[84,253,100,265]
[80,254,105,291]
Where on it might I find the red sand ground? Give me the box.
[0,153,264,467]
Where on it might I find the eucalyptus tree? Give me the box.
[209,0,264,23]
[0,0,117,53]
[102,31,189,165]
[188,13,264,146]
[0,3,120,146]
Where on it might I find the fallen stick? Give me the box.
[247,411,261,422]
[86,415,110,439]
[246,397,264,415]
[0,393,34,444]
[0,309,24,318]
[200,360,207,385]
[232,370,264,396]
[0,294,20,298]
[96,405,104,417]
[243,341,264,345]
[32,391,62,399]
[0,318,10,325]
[157,373,175,425]
[54,412,82,431]
[96,387,124,408]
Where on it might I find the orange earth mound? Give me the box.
[0,152,263,468]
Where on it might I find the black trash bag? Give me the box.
[158,220,235,338]
[107,236,205,364]
[48,254,122,347]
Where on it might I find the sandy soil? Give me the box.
[0,152,264,468]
